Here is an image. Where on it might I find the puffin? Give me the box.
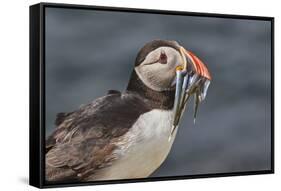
[46,39,211,182]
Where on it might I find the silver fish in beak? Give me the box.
[169,47,211,140]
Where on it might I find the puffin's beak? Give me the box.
[169,47,211,140]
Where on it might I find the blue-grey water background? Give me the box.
[45,7,272,177]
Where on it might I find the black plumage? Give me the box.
[46,74,175,182]
[46,91,152,182]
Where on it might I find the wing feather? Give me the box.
[46,92,150,182]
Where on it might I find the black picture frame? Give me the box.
[29,2,274,188]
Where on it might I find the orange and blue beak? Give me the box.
[170,47,211,140]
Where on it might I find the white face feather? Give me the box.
[135,46,182,91]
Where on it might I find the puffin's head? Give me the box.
[134,40,184,91]
[134,40,212,136]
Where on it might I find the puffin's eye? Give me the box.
[159,51,167,64]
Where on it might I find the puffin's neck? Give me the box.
[126,70,175,110]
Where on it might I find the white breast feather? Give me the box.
[96,109,178,180]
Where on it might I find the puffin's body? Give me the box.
[46,40,211,182]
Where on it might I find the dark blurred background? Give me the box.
[45,7,272,177]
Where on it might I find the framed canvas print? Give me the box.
[29,2,274,188]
